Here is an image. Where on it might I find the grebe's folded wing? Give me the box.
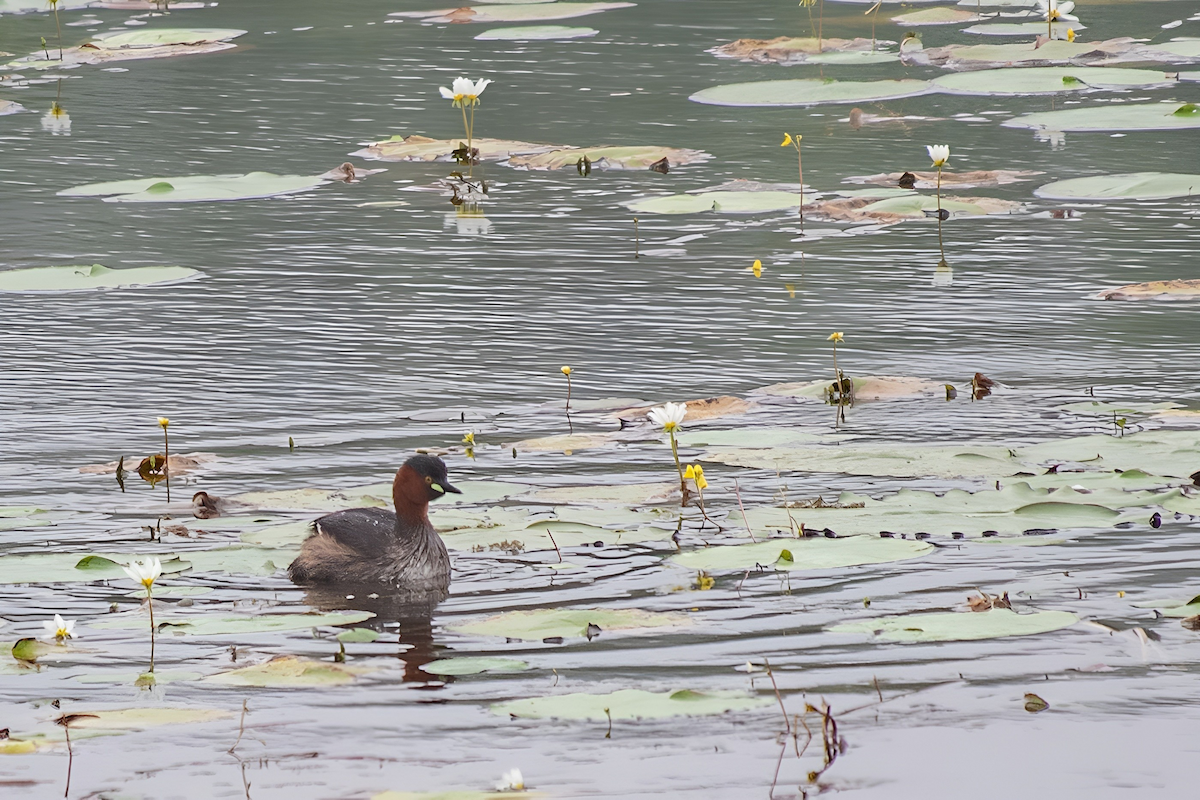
[310,507,397,558]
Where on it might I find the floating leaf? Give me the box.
[420,657,530,675]
[690,78,933,107]
[374,792,539,800]
[675,427,828,449]
[91,610,374,636]
[390,3,635,24]
[90,28,247,47]
[891,7,981,25]
[843,170,1043,189]
[205,655,375,686]
[72,670,202,684]
[62,707,231,729]
[1003,103,1200,133]
[0,552,189,584]
[809,194,1024,224]
[1057,401,1184,415]
[353,135,558,163]
[57,170,373,203]
[0,264,200,293]
[830,609,1079,642]
[933,67,1172,96]
[508,432,617,453]
[336,628,380,643]
[708,36,896,65]
[475,25,598,40]
[0,99,26,115]
[508,145,709,171]
[672,536,933,572]
[1092,279,1200,301]
[701,442,1019,479]
[525,481,677,506]
[1035,172,1200,201]
[625,191,806,215]
[756,375,944,401]
[962,22,1085,36]
[491,688,771,720]
[449,608,690,640]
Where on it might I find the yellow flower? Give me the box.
[157,417,169,428]
[694,466,708,491]
[684,464,696,479]
[827,332,845,343]
[780,133,793,147]
[1067,28,1076,42]
[462,432,475,446]
[751,259,762,278]
[560,365,572,375]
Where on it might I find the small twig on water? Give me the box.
[733,478,756,543]
[604,707,613,739]
[228,699,249,754]
[873,675,883,703]
[762,658,791,734]
[545,527,562,563]
[634,217,639,259]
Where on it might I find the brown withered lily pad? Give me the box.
[807,194,1023,225]
[613,396,758,424]
[508,145,710,171]
[1092,280,1200,301]
[709,36,896,66]
[843,170,1044,190]
[7,29,246,70]
[351,135,558,164]
[79,452,217,475]
[755,376,943,402]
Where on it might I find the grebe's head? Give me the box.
[398,454,461,503]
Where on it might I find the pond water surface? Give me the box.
[2,0,1200,798]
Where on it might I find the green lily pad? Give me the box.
[205,655,374,686]
[524,481,678,507]
[1018,429,1200,478]
[91,28,247,47]
[59,172,339,203]
[0,264,201,293]
[73,669,203,685]
[0,506,44,517]
[508,145,709,170]
[91,610,374,636]
[813,194,1023,223]
[230,486,390,512]
[675,428,829,449]
[127,585,213,599]
[509,432,617,452]
[962,22,1084,36]
[449,608,690,640]
[1003,102,1200,132]
[830,609,1079,642]
[932,67,1174,96]
[0,516,53,531]
[64,707,232,729]
[757,375,943,401]
[690,78,933,107]
[0,552,189,584]
[1144,38,1200,59]
[672,536,933,572]
[491,688,771,720]
[892,7,981,25]
[702,442,1019,479]
[375,793,539,800]
[1034,172,1200,201]
[0,99,26,115]
[0,738,41,754]
[7,39,240,69]
[708,36,898,65]
[230,520,311,547]
[390,3,635,23]
[806,51,899,65]
[1057,400,1184,415]
[475,25,598,40]
[626,191,806,215]
[924,38,1141,70]
[336,628,380,643]
[420,657,530,675]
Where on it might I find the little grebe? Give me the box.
[288,455,461,588]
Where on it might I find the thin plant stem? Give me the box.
[468,102,476,177]
[832,342,842,428]
[763,658,791,734]
[668,430,687,506]
[937,164,946,263]
[818,0,824,52]
[634,217,639,259]
[796,139,804,236]
[52,2,63,61]
[733,478,756,542]
[228,700,248,754]
[63,722,72,798]
[147,586,156,672]
[162,425,170,503]
[564,372,573,434]
[545,526,562,563]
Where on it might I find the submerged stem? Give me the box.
[162,427,170,503]
[147,586,156,672]
[669,430,687,506]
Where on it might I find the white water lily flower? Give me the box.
[123,557,162,589]
[42,614,75,642]
[926,144,950,167]
[648,401,687,433]
[496,768,525,791]
[41,103,70,135]
[438,76,492,107]
[1038,0,1079,22]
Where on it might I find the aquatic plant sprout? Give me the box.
[42,613,75,641]
[781,132,805,232]
[158,416,171,502]
[561,365,574,432]
[649,402,688,504]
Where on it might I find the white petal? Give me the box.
[1059,1,1074,13]
[43,620,57,632]
[451,76,474,96]
[439,87,454,99]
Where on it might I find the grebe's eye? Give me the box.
[425,476,433,485]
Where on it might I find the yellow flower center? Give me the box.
[663,421,678,432]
